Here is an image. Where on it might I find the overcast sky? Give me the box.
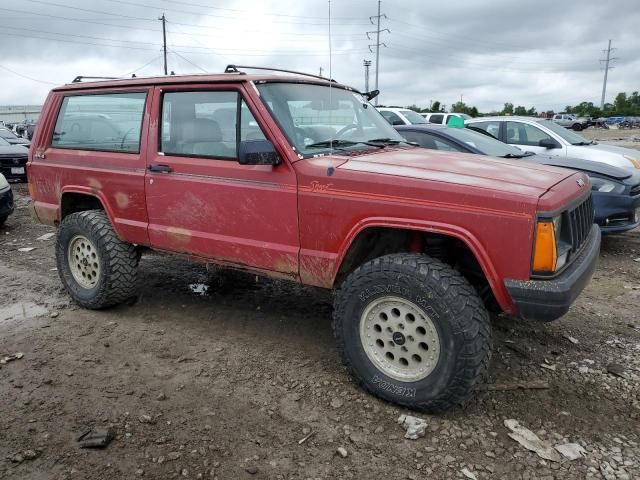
[0,0,638,112]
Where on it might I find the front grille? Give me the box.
[0,155,27,167]
[566,194,594,253]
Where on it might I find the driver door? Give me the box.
[504,121,566,157]
[144,84,299,276]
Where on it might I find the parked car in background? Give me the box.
[0,136,29,181]
[0,126,30,147]
[552,114,589,131]
[422,112,471,125]
[27,70,599,412]
[0,173,14,226]
[25,123,37,140]
[466,116,640,173]
[396,124,640,234]
[376,107,428,125]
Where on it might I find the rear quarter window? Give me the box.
[51,92,147,153]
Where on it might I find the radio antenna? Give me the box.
[328,0,333,155]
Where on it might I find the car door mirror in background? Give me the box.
[238,139,281,166]
[539,138,560,149]
[392,119,405,126]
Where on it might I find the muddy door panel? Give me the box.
[144,85,299,276]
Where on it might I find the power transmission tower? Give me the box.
[363,59,371,92]
[159,13,168,75]
[367,0,389,105]
[599,40,617,109]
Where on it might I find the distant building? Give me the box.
[0,105,42,124]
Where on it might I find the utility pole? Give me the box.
[159,13,168,75]
[600,40,617,109]
[367,0,389,105]
[363,59,371,92]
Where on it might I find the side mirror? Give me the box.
[238,139,281,166]
[392,119,405,126]
[539,138,560,149]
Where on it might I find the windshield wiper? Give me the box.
[501,153,525,159]
[367,137,417,146]
[571,141,592,146]
[306,139,385,149]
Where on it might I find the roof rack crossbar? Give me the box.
[224,65,336,83]
[72,76,120,83]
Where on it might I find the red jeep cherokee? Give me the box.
[28,68,600,412]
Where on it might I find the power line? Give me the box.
[170,50,208,73]
[0,64,60,85]
[367,0,388,105]
[599,40,617,109]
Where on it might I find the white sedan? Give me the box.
[466,116,640,172]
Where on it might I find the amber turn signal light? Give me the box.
[532,221,557,273]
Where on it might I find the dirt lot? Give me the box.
[1,130,639,480]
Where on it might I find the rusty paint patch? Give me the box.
[114,192,129,209]
[88,178,102,195]
[166,227,192,245]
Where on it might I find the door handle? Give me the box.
[148,164,173,173]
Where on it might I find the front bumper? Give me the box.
[593,190,640,234]
[0,186,14,218]
[505,224,601,322]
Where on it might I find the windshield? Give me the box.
[536,119,591,145]
[400,110,428,124]
[0,137,10,146]
[0,128,18,139]
[256,82,406,156]
[450,127,527,157]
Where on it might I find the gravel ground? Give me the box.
[1,132,639,480]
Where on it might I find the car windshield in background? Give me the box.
[449,127,526,157]
[0,137,10,146]
[256,82,406,157]
[400,109,428,124]
[537,119,592,145]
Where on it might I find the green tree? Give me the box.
[526,106,537,116]
[406,104,424,113]
[431,101,441,112]
[513,105,528,115]
[502,102,514,115]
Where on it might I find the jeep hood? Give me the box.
[338,148,574,197]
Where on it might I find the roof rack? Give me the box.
[224,65,336,83]
[71,76,119,83]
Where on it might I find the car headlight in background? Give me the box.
[0,174,9,190]
[589,176,625,194]
[624,155,640,169]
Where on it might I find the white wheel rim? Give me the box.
[68,235,101,289]
[360,295,441,382]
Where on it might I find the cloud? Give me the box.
[0,0,638,112]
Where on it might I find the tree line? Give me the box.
[405,91,640,118]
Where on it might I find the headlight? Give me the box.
[0,174,9,190]
[589,176,625,194]
[624,155,640,169]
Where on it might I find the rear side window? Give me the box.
[161,91,266,159]
[380,110,404,125]
[428,114,443,124]
[467,121,501,139]
[52,92,147,153]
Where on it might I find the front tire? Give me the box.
[0,214,7,227]
[572,123,583,131]
[333,254,492,413]
[56,210,138,309]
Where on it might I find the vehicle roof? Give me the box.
[52,73,353,92]
[466,116,549,123]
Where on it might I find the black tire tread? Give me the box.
[56,210,138,309]
[333,253,492,413]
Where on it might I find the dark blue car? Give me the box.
[396,124,640,234]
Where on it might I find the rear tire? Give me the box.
[333,253,492,413]
[56,210,139,309]
[0,214,7,227]
[572,123,583,131]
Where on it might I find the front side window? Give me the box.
[380,110,403,125]
[52,92,147,152]
[256,82,405,157]
[399,110,428,124]
[400,131,463,152]
[506,121,553,146]
[428,114,443,124]
[161,91,266,159]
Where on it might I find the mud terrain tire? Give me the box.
[333,253,492,413]
[56,210,138,309]
[0,214,7,226]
